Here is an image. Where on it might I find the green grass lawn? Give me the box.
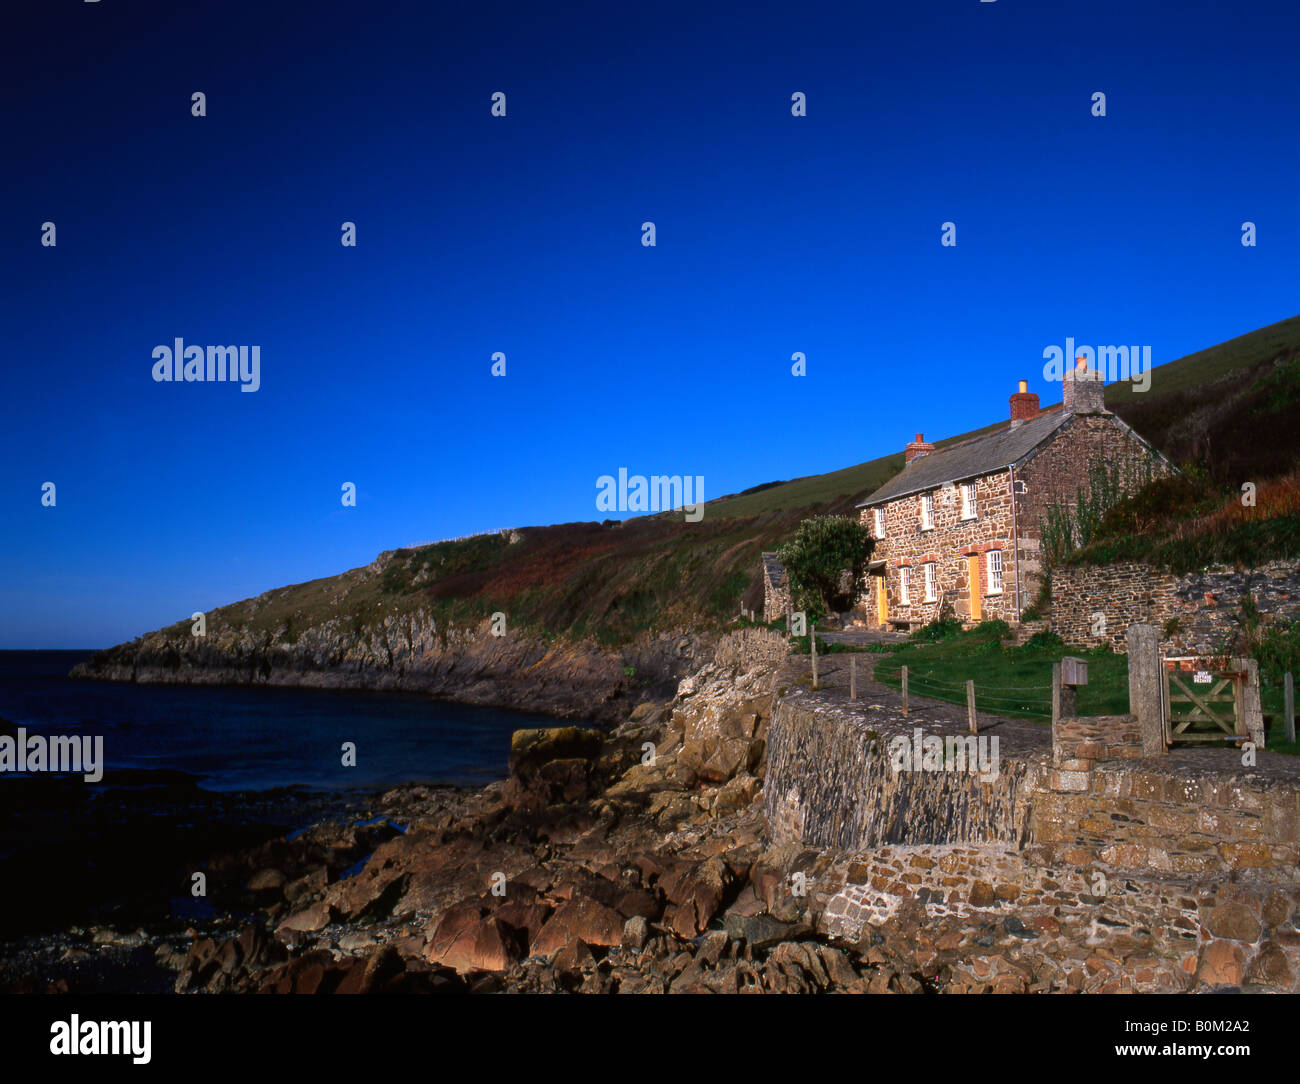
[873,626,1129,722]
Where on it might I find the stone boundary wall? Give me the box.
[768,689,1300,877]
[1051,558,1300,654]
[713,628,790,672]
[813,844,1300,992]
[766,684,1300,990]
[761,554,790,623]
[1049,713,1143,793]
[765,696,1038,852]
[1032,760,1300,875]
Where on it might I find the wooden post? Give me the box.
[850,655,857,701]
[1285,672,1295,744]
[901,665,909,715]
[1051,661,1062,730]
[1233,659,1245,740]
[966,679,977,734]
[1126,624,1166,756]
[811,624,818,690]
[1241,657,1264,748]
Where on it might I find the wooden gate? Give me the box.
[1163,656,1265,748]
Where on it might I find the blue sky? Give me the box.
[3,0,1299,648]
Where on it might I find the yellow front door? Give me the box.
[877,575,888,626]
[968,556,981,621]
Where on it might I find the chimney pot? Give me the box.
[1009,380,1040,429]
[1064,358,1107,414]
[904,432,935,465]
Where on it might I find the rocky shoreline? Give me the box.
[9,632,932,995]
[16,627,1282,995]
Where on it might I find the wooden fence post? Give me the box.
[967,679,977,734]
[811,624,818,690]
[901,665,909,715]
[850,655,857,701]
[1241,657,1264,749]
[1286,672,1296,744]
[1126,623,1167,755]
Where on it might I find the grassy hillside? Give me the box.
[142,514,812,650]
[121,313,1300,650]
[1106,314,1300,485]
[704,418,1009,521]
[709,313,1300,524]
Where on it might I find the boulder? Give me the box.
[276,902,333,934]
[532,898,625,957]
[325,867,409,922]
[552,940,597,975]
[676,698,768,784]
[722,913,811,950]
[425,912,525,974]
[493,899,553,949]
[621,915,650,952]
[660,858,732,938]
[248,868,287,893]
[284,868,328,904]
[508,727,604,782]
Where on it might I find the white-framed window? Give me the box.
[961,483,977,520]
[899,567,910,605]
[874,508,885,539]
[920,493,934,529]
[987,550,1003,595]
[924,562,937,602]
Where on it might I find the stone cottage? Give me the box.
[855,361,1171,630]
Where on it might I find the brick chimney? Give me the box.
[1009,379,1040,430]
[904,432,935,464]
[1063,356,1107,414]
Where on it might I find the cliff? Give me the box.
[71,608,714,725]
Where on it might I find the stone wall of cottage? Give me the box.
[1051,558,1300,654]
[1013,412,1173,609]
[856,413,1170,630]
[859,470,1018,628]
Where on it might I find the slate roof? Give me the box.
[856,409,1071,507]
